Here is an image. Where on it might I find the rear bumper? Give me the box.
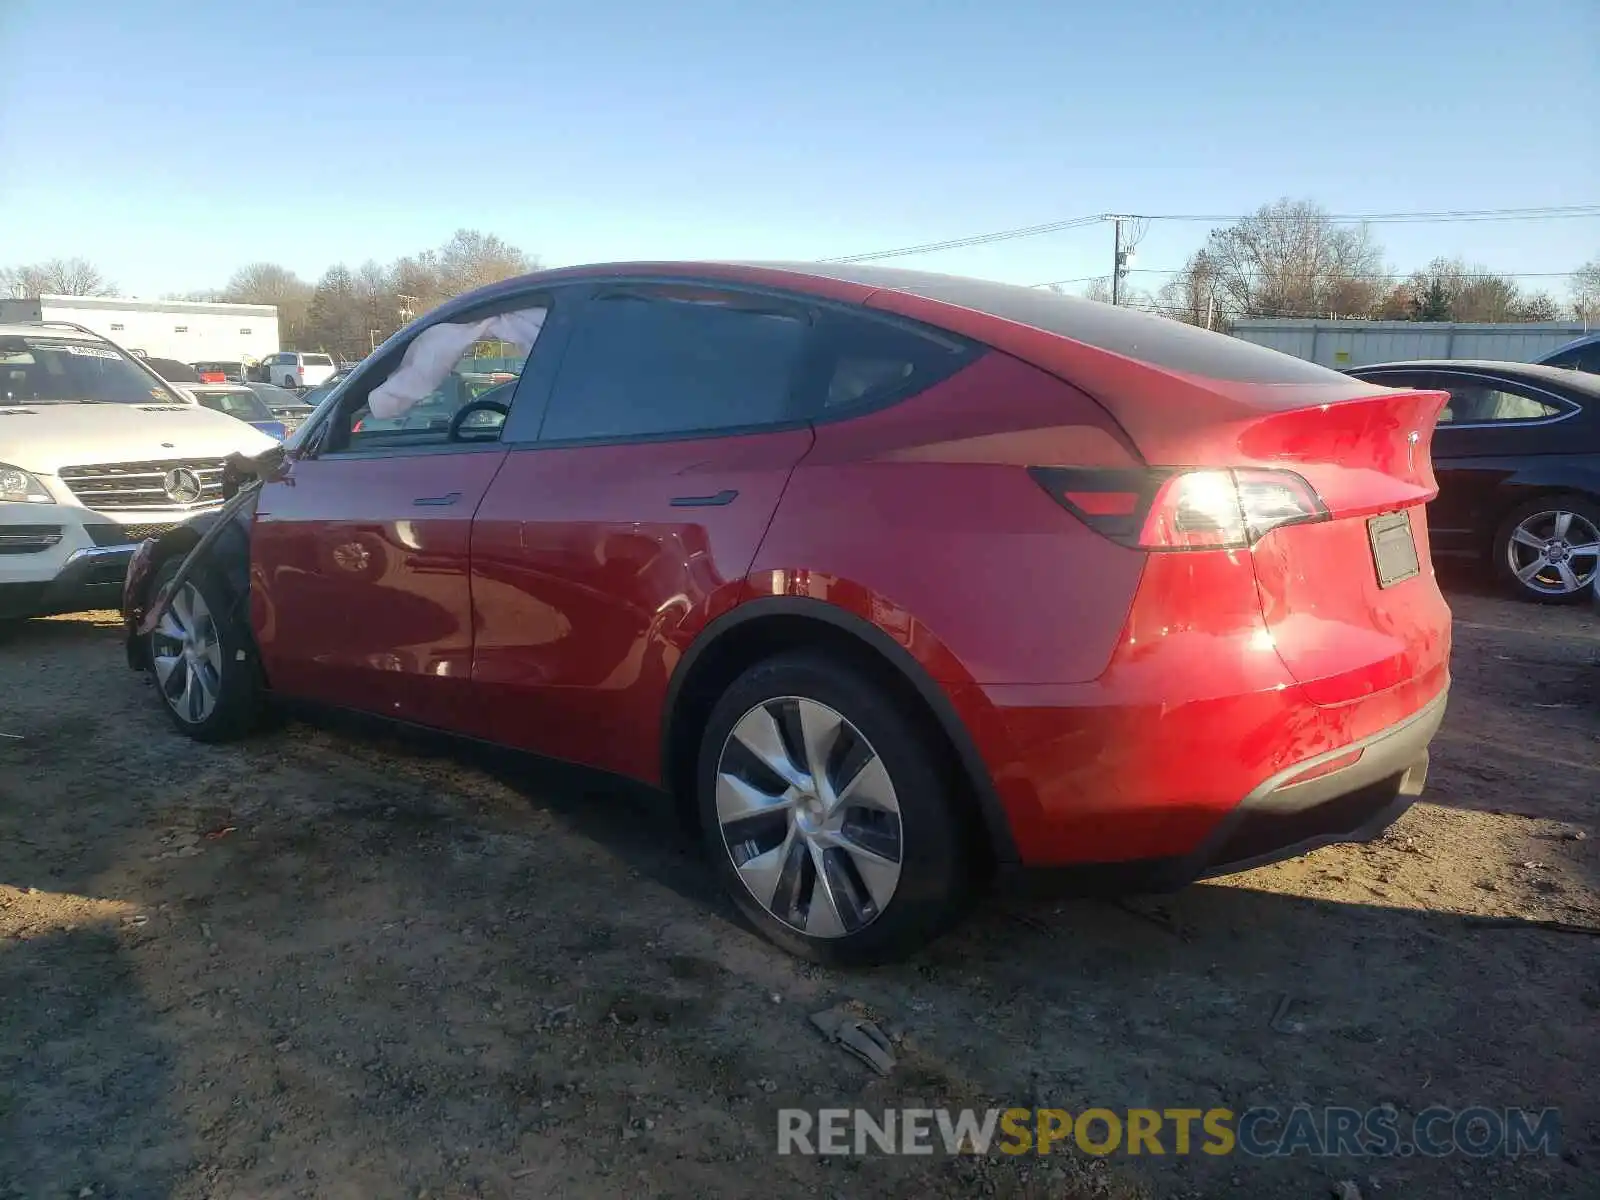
[1178,687,1441,881]
[998,686,1446,892]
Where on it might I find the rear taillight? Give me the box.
[1029,467,1328,551]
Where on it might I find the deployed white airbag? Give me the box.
[367,307,547,420]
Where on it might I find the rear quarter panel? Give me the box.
[747,351,1148,687]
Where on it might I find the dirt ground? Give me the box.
[2,568,1597,1200]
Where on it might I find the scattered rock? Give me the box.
[1331,1182,1363,1200]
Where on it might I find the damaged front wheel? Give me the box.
[147,556,264,742]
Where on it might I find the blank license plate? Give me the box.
[1368,511,1420,588]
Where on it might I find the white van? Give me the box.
[1,322,277,619]
[258,350,337,390]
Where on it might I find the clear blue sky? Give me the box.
[2,0,1596,300]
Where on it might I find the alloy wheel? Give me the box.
[150,582,223,724]
[715,697,904,938]
[1505,509,1600,596]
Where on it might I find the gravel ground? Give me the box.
[1,571,1596,1200]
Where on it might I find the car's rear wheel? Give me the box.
[146,556,263,741]
[1493,495,1600,604]
[696,651,972,965]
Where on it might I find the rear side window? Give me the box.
[798,265,1350,385]
[199,389,273,420]
[813,311,976,413]
[303,354,334,366]
[1436,379,1566,424]
[539,288,810,442]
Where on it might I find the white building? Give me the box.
[0,294,280,364]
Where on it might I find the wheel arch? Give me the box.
[125,499,257,670]
[659,595,1020,867]
[1485,481,1600,558]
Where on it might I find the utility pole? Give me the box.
[1112,218,1123,306]
[1106,215,1135,306]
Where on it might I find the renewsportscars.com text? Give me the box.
[777,1106,1561,1159]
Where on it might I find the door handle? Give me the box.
[413,492,461,507]
[670,489,738,508]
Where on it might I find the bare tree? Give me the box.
[389,251,444,317]
[1198,199,1385,320]
[1078,277,1114,304]
[1394,258,1556,323]
[436,229,536,296]
[1516,292,1561,322]
[353,259,399,350]
[1,257,115,297]
[1154,250,1222,327]
[223,262,314,347]
[305,265,367,362]
[1572,258,1600,325]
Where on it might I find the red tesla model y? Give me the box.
[122,262,1451,964]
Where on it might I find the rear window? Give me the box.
[248,383,306,407]
[197,388,273,420]
[0,336,176,405]
[794,265,1350,385]
[303,354,334,366]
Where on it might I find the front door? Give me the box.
[468,282,819,782]
[252,296,552,729]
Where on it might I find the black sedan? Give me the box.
[1348,360,1600,603]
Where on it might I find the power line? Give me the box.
[827,205,1600,265]
[1139,205,1600,224]
[821,214,1103,263]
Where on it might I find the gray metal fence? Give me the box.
[1231,320,1589,368]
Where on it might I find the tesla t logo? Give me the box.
[162,467,203,505]
[1407,430,1420,473]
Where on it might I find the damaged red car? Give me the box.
[123,262,1451,964]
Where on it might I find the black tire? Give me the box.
[146,556,264,741]
[695,650,973,966]
[1492,494,1600,605]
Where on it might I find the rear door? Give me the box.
[1423,369,1579,551]
[468,282,818,782]
[251,292,555,729]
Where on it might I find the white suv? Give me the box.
[1,322,277,620]
[258,350,337,390]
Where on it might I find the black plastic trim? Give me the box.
[669,490,738,508]
[659,595,1021,864]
